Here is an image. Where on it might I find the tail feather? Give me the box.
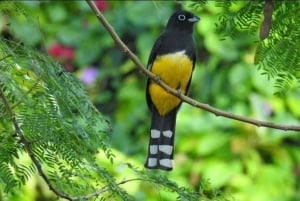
[145,109,177,171]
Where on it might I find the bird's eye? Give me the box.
[178,14,186,21]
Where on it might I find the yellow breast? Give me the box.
[148,51,193,116]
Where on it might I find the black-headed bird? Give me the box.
[145,11,199,171]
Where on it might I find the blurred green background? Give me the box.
[1,1,300,200]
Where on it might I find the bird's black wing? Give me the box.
[145,34,164,110]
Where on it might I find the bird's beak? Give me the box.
[188,16,200,23]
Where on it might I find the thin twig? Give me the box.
[11,74,44,109]
[0,54,12,62]
[71,178,152,200]
[0,40,24,62]
[0,87,73,201]
[86,0,300,132]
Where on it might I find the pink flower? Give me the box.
[48,43,74,61]
[94,0,109,11]
[48,43,63,58]
[60,47,74,60]
[48,43,75,72]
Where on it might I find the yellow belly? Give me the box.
[149,51,193,116]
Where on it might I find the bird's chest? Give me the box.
[150,50,193,89]
[148,50,193,115]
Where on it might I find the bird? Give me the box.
[145,10,199,171]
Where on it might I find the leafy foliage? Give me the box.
[190,0,300,95]
[256,2,300,96]
[0,38,125,199]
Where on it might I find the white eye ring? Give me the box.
[178,14,186,21]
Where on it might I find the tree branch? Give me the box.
[11,74,44,109]
[0,54,12,61]
[86,0,300,132]
[71,178,152,200]
[260,0,273,40]
[0,86,73,201]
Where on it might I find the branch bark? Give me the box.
[260,0,273,40]
[86,0,300,132]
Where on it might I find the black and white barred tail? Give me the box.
[145,110,177,171]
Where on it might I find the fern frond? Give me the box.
[215,1,262,38]
[128,165,204,201]
[0,162,20,192]
[191,0,300,95]
[0,38,125,198]
[256,2,300,94]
